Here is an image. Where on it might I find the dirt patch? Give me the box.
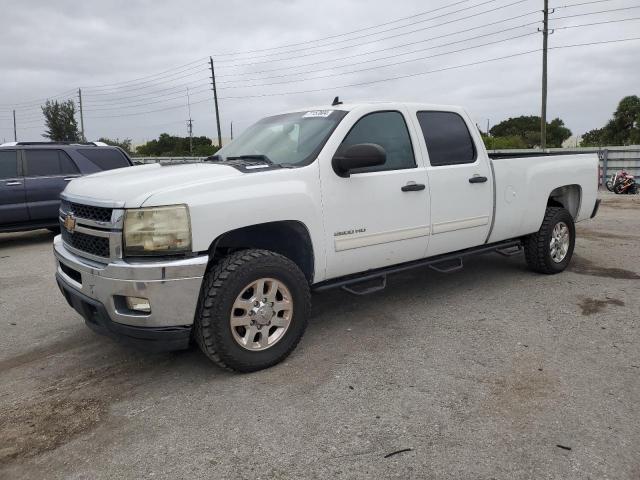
[0,354,167,466]
[578,297,625,316]
[0,332,94,373]
[576,228,640,243]
[569,256,640,280]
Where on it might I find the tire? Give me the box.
[524,207,575,274]
[194,249,310,372]
[605,180,614,192]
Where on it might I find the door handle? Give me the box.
[5,181,22,186]
[469,176,488,183]
[401,182,426,192]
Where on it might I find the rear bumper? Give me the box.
[591,199,601,218]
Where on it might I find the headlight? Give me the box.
[123,205,191,256]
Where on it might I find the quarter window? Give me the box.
[0,150,18,179]
[417,111,476,166]
[338,111,415,173]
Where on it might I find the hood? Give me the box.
[62,162,242,207]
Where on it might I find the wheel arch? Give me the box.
[547,184,582,219]
[207,220,315,282]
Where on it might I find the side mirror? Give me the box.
[332,143,386,178]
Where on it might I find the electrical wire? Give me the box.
[214,0,533,66]
[83,36,640,118]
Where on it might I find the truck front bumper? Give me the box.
[53,235,208,351]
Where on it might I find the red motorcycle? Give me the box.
[606,170,637,194]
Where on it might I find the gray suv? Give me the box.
[0,142,133,233]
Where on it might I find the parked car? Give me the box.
[0,142,133,233]
[53,102,600,372]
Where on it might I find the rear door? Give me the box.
[23,149,80,221]
[410,109,493,256]
[0,149,28,225]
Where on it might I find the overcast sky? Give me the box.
[1,0,638,145]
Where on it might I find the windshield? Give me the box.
[216,110,347,167]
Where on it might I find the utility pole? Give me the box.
[186,88,193,155]
[230,121,233,141]
[77,88,86,142]
[486,119,490,136]
[209,56,222,148]
[12,110,17,141]
[540,0,549,149]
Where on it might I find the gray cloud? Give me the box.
[1,0,639,144]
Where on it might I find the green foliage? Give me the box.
[580,95,640,147]
[481,134,527,150]
[135,133,220,157]
[97,137,133,153]
[489,115,572,148]
[41,100,80,142]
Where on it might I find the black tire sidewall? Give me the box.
[198,253,309,371]
[542,209,575,273]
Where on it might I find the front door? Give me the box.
[23,149,80,221]
[412,109,493,256]
[319,109,430,280]
[0,149,28,226]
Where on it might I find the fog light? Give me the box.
[126,296,151,313]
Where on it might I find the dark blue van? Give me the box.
[0,142,133,233]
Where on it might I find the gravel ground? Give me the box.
[0,192,638,480]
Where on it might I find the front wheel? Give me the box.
[194,249,310,372]
[524,207,575,274]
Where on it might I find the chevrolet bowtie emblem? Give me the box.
[63,213,76,233]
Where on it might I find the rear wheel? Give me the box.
[194,249,310,372]
[524,207,575,274]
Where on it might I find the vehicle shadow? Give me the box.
[0,229,55,250]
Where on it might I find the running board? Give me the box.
[313,239,523,295]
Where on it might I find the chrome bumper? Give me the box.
[53,235,208,328]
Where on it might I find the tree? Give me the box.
[489,115,572,148]
[41,100,80,142]
[580,95,640,146]
[481,134,527,150]
[97,137,133,153]
[135,133,219,156]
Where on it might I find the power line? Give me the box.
[216,11,541,80]
[216,22,540,86]
[82,69,210,96]
[83,36,640,118]
[81,77,210,104]
[214,0,533,67]
[80,57,207,89]
[216,31,539,90]
[209,0,475,57]
[551,16,640,28]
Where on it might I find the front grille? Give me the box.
[61,200,113,223]
[62,229,110,258]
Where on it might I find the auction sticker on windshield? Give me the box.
[302,110,334,118]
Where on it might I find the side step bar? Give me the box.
[313,239,523,295]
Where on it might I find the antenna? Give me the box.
[332,96,343,106]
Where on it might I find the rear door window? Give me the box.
[416,111,477,166]
[0,150,19,179]
[25,150,61,176]
[77,148,130,170]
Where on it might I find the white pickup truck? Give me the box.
[54,101,600,371]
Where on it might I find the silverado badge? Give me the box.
[63,213,76,234]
